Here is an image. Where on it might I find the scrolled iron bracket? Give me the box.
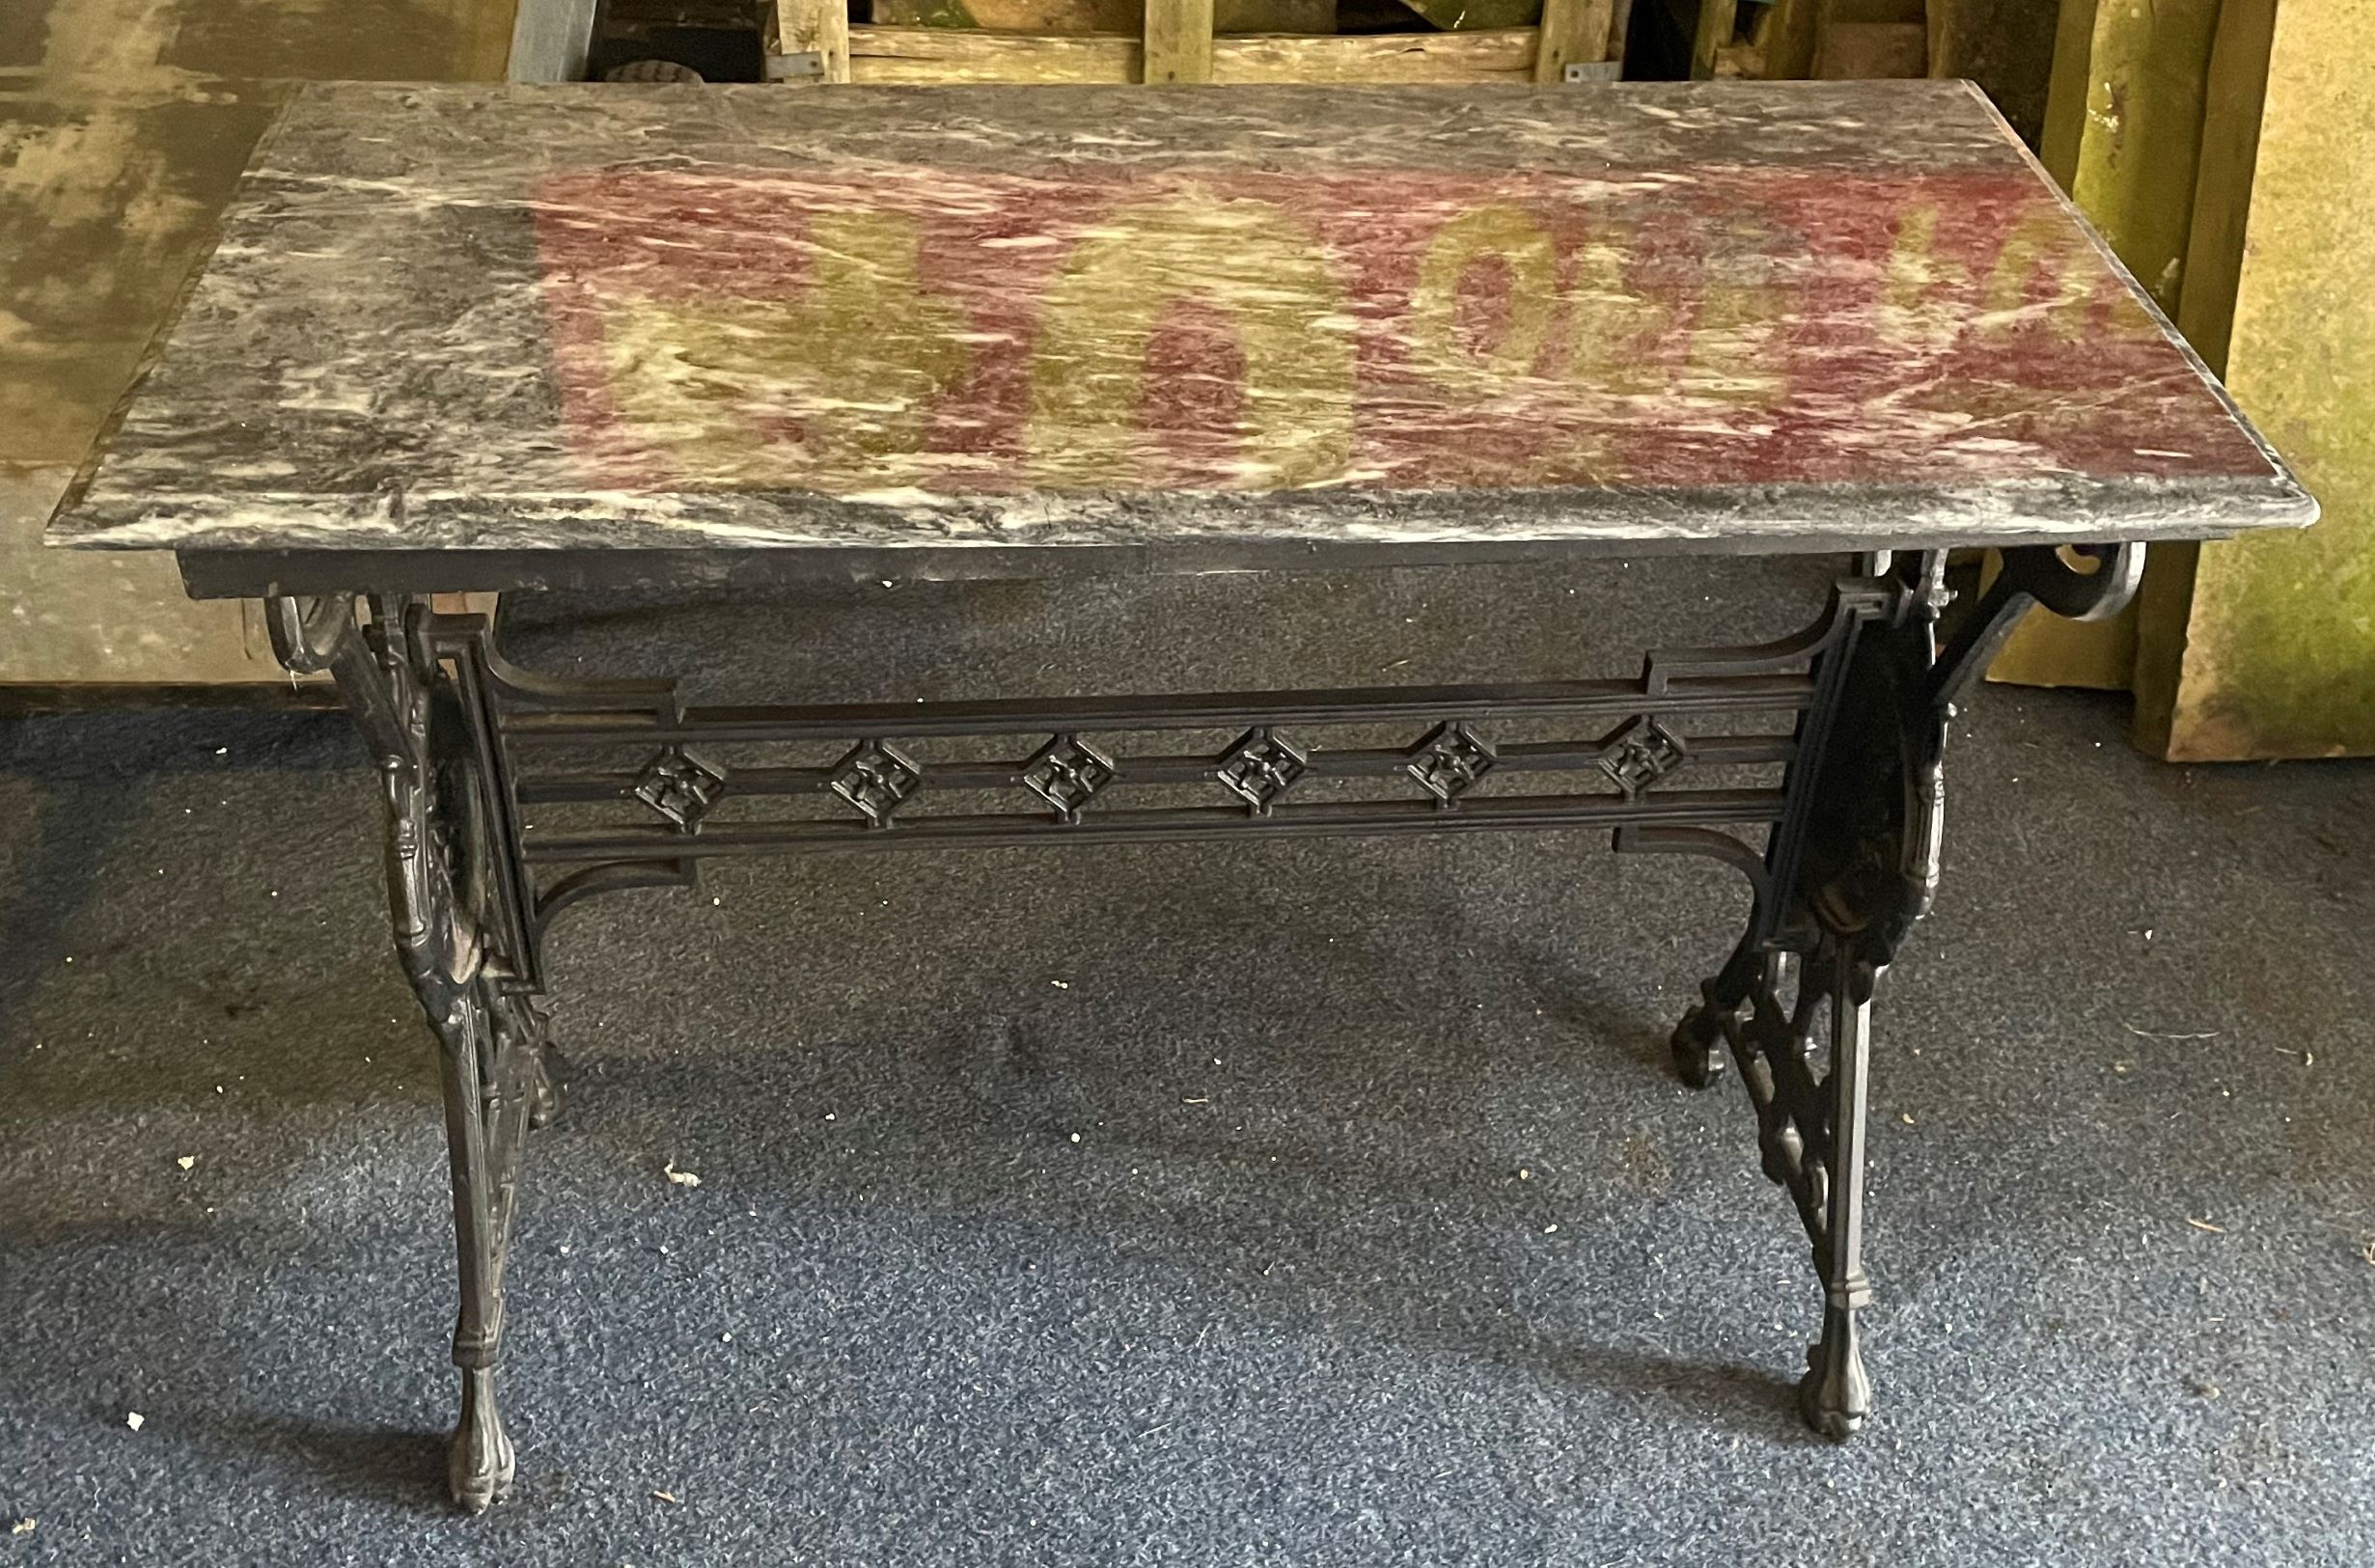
[264,592,361,674]
[1928,543,2145,711]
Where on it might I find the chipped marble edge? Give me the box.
[47,473,2321,557]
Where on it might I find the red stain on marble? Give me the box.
[533,163,2261,495]
[1139,293,1251,486]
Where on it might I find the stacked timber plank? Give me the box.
[765,0,1622,86]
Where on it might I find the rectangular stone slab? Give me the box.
[48,79,2315,563]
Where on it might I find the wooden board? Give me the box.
[1690,0,1736,78]
[1142,0,1216,82]
[1813,22,1924,78]
[1924,0,2061,145]
[870,0,1338,34]
[2136,0,2375,758]
[2037,0,2221,313]
[1531,0,1616,84]
[1759,0,1820,80]
[842,22,1539,81]
[769,0,854,78]
[48,81,2310,564]
[850,27,1139,79]
[1990,0,2218,691]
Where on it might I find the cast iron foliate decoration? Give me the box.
[1216,726,1308,816]
[1022,733,1118,824]
[1403,720,1497,808]
[829,739,923,828]
[631,745,728,830]
[1596,717,1688,798]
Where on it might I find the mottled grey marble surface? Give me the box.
[50,80,2313,559]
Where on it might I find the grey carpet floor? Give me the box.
[3,555,2373,1567]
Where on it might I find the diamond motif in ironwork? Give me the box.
[1217,727,1308,815]
[1403,721,1496,807]
[1596,717,1688,798]
[828,739,923,828]
[1022,733,1118,824]
[632,745,728,830]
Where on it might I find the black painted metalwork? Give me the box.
[474,608,1862,916]
[631,746,727,829]
[267,541,2143,1509]
[1020,732,1118,822]
[1663,542,2142,1435]
[266,592,564,1512]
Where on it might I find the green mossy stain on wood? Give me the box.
[2162,0,2375,760]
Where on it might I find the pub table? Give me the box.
[49,79,2312,1511]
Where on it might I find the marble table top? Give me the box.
[50,80,2314,562]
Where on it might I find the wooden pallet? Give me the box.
[764,0,1625,87]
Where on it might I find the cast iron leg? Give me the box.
[429,986,512,1512]
[1665,544,2144,1440]
[437,988,545,1511]
[1655,564,1919,1436]
[271,593,554,1511]
[374,642,541,1511]
[1800,952,1874,1439]
[1676,929,1882,1438]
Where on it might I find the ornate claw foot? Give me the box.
[448,1368,516,1513]
[1799,1303,1872,1441]
[1669,1002,1727,1089]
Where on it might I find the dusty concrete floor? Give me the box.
[3,556,2373,1565]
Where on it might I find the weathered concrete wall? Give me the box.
[0,0,517,683]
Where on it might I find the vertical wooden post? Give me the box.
[2037,0,2101,180]
[1143,0,1216,83]
[2136,0,2375,760]
[1604,0,1633,69]
[1534,0,1616,83]
[1690,0,1739,80]
[1757,0,1821,80]
[770,0,852,82]
[2171,0,2282,376]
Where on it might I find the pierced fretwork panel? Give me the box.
[504,695,1800,852]
[1713,952,1845,1258]
[447,582,1886,933]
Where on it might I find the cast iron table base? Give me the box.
[266,542,2135,1509]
